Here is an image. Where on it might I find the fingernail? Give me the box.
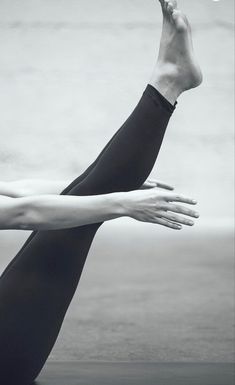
[188,221,194,226]
[192,200,197,204]
[194,212,200,218]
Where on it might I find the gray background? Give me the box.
[0,0,234,362]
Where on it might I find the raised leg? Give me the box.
[0,85,174,384]
[1,0,203,275]
[0,2,202,384]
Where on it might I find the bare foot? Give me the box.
[149,0,203,104]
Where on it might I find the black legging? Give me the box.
[0,85,175,384]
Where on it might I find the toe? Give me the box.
[159,0,177,17]
[164,0,169,11]
[172,9,188,31]
[171,0,177,9]
[159,0,166,12]
[167,2,174,14]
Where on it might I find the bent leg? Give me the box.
[0,85,174,384]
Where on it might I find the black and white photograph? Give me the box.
[0,0,234,384]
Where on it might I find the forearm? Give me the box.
[0,179,71,197]
[10,193,128,230]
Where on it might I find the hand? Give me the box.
[125,188,199,230]
[140,179,174,191]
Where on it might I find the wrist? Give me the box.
[109,192,132,218]
[113,192,134,218]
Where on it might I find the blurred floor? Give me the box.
[0,222,234,362]
[36,362,235,385]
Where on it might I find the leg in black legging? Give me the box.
[1,86,173,278]
[0,117,126,277]
[0,85,175,384]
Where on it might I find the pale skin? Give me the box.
[0,0,202,233]
[150,0,202,104]
[0,179,199,231]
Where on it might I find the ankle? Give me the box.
[149,68,183,105]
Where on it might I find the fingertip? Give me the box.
[162,184,174,190]
[160,185,174,191]
[174,224,182,230]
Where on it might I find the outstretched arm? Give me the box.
[0,190,199,231]
[0,178,174,198]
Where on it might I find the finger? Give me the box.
[164,203,200,218]
[141,181,156,189]
[157,211,195,226]
[156,181,174,191]
[145,180,157,188]
[147,179,174,191]
[163,194,197,205]
[154,218,182,230]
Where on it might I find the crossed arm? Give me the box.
[0,179,199,231]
